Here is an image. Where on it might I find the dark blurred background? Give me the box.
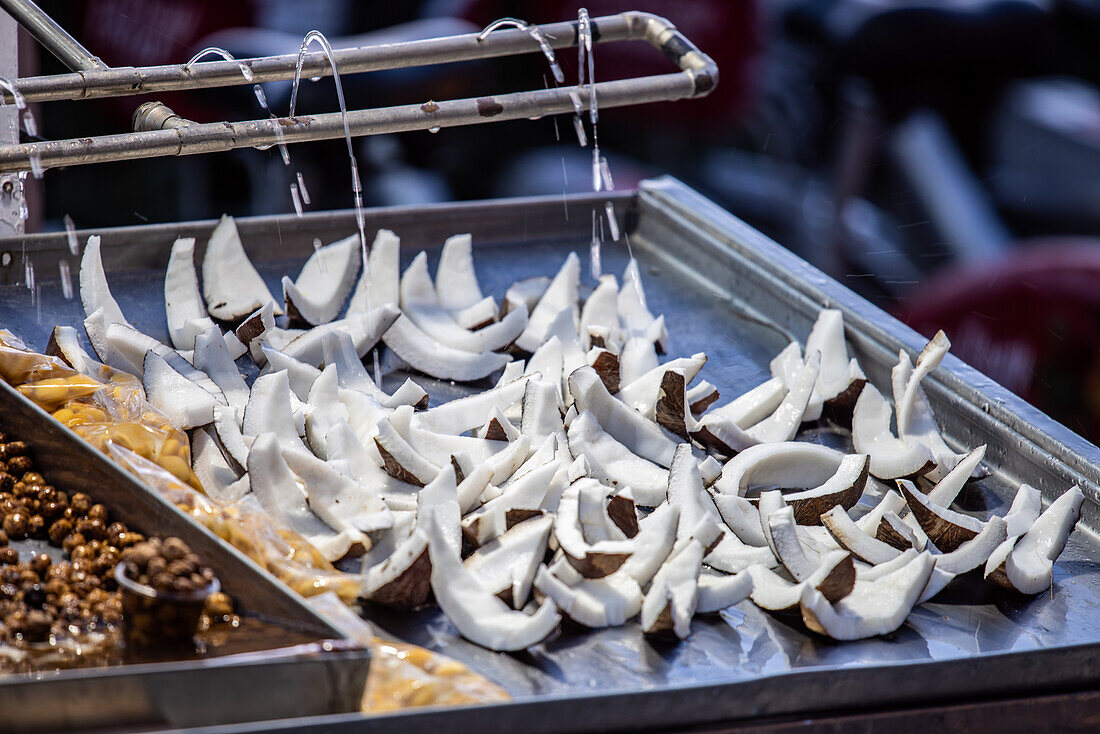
[11,0,1100,441]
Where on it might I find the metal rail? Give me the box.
[0,0,105,71]
[0,11,716,174]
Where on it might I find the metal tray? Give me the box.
[2,178,1100,733]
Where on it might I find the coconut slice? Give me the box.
[81,309,147,372]
[783,454,869,525]
[617,353,708,418]
[373,416,440,487]
[259,345,321,401]
[452,296,499,330]
[1003,483,1044,538]
[801,309,867,421]
[464,514,554,608]
[618,259,667,352]
[46,325,96,376]
[850,382,935,480]
[237,301,277,365]
[416,464,462,555]
[687,381,720,415]
[322,330,428,409]
[534,562,644,628]
[515,253,580,353]
[164,237,213,350]
[477,407,521,442]
[696,569,753,614]
[855,490,906,534]
[143,352,219,430]
[707,377,789,432]
[926,445,987,507]
[435,233,484,311]
[580,274,620,349]
[79,235,130,328]
[607,489,639,539]
[347,229,400,313]
[193,325,249,419]
[502,275,551,318]
[746,549,856,612]
[619,337,660,387]
[282,305,400,368]
[875,511,919,551]
[713,442,846,498]
[361,527,432,608]
[212,404,250,471]
[986,485,1084,594]
[201,215,282,320]
[191,427,244,503]
[899,480,984,552]
[520,380,565,444]
[462,462,561,546]
[586,325,619,353]
[382,314,511,382]
[764,504,820,581]
[430,514,561,649]
[283,446,392,534]
[418,374,533,434]
[282,234,360,326]
[324,419,423,505]
[248,433,360,561]
[569,366,679,468]
[302,365,349,459]
[525,336,564,395]
[642,539,703,639]
[617,503,680,585]
[747,351,822,442]
[691,413,759,457]
[400,252,528,353]
[927,515,1008,580]
[711,493,768,547]
[821,506,902,565]
[242,370,306,449]
[798,551,934,640]
[555,478,635,578]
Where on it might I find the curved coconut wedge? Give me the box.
[347,229,400,314]
[986,485,1084,595]
[875,511,920,551]
[801,309,867,421]
[193,325,249,419]
[322,330,428,409]
[143,352,220,430]
[707,377,788,430]
[688,381,720,416]
[361,527,431,608]
[401,252,528,353]
[515,252,580,353]
[282,304,400,368]
[382,314,511,382]
[520,379,565,444]
[712,493,768,547]
[164,237,213,350]
[916,516,1009,603]
[1003,483,1044,538]
[746,549,856,612]
[555,478,636,578]
[618,259,667,352]
[81,308,137,373]
[453,296,499,331]
[202,215,282,320]
[373,415,440,487]
[782,454,869,525]
[418,373,533,434]
[242,370,306,450]
[79,235,130,328]
[502,275,551,318]
[386,405,506,468]
[259,345,320,401]
[430,514,561,650]
[101,320,223,402]
[691,413,758,457]
[248,433,362,562]
[416,465,462,555]
[569,366,679,468]
[713,442,851,506]
[462,461,562,547]
[435,234,484,312]
[747,351,821,443]
[617,353,708,418]
[821,506,902,565]
[46,325,96,376]
[477,406,520,442]
[303,366,349,459]
[798,551,934,641]
[926,445,987,507]
[642,538,704,639]
[580,274,620,349]
[567,412,669,506]
[899,480,984,552]
[619,337,659,387]
[851,383,936,481]
[534,563,644,629]
[191,428,244,504]
[324,419,424,507]
[282,446,393,534]
[855,490,907,535]
[764,504,821,581]
[212,404,250,471]
[465,514,554,608]
[654,369,707,438]
[282,234,361,326]
[696,569,753,614]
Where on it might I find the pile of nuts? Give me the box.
[120,537,216,595]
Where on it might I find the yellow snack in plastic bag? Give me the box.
[18,375,103,411]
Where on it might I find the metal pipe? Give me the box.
[0,0,105,71]
[0,74,702,173]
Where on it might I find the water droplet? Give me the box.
[605,202,621,241]
[21,110,36,138]
[296,171,311,205]
[591,146,602,192]
[63,215,78,254]
[572,115,587,148]
[290,184,304,217]
[253,84,269,109]
[373,350,382,386]
[185,47,238,71]
[238,62,254,82]
[309,75,322,83]
[28,152,42,179]
[590,210,602,280]
[599,157,614,191]
[59,260,73,300]
[428,126,440,134]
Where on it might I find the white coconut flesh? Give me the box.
[711,492,768,547]
[303,366,349,459]
[453,297,499,331]
[525,337,564,396]
[931,516,1008,577]
[569,366,678,468]
[237,301,277,366]
[926,444,986,507]
[799,551,934,640]
[705,532,779,574]
[383,406,504,467]
[477,406,521,442]
[618,503,680,585]
[502,275,551,318]
[555,479,636,578]
[618,259,666,351]
[465,514,554,608]
[382,314,511,382]
[193,325,249,419]
[687,381,720,415]
[247,433,359,561]
[418,374,533,435]
[876,511,920,551]
[747,351,821,443]
[713,441,846,498]
[82,309,125,373]
[899,480,985,552]
[79,235,130,328]
[324,419,423,502]
[543,306,589,404]
[462,468,558,547]
[164,237,212,350]
[642,539,703,639]
[515,252,580,353]
[360,527,431,606]
[578,479,627,544]
[1002,483,1044,539]
[347,229,400,314]
[580,274,620,349]
[993,485,1085,594]
[212,404,251,470]
[373,415,441,487]
[666,444,723,543]
[142,352,220,430]
[282,305,400,368]
[801,309,866,420]
[765,505,821,581]
[855,490,907,535]
[428,514,561,650]
[282,234,361,326]
[191,427,244,503]
[617,353,708,418]
[400,252,529,353]
[821,506,902,565]
[416,465,462,555]
[533,563,643,628]
[434,233,484,312]
[851,383,935,480]
[567,411,668,507]
[891,342,967,480]
[242,370,306,450]
[521,379,566,444]
[46,326,96,375]
[696,569,753,613]
[259,345,321,401]
[745,549,854,611]
[619,337,660,388]
[201,215,282,320]
[283,445,393,535]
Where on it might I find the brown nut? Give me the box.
[0,442,29,461]
[146,556,167,577]
[2,513,28,540]
[0,474,14,493]
[28,553,50,576]
[47,518,72,546]
[40,501,64,521]
[5,456,31,475]
[69,493,92,515]
[161,537,189,561]
[87,504,109,522]
[27,515,44,538]
[166,559,196,578]
[20,472,44,487]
